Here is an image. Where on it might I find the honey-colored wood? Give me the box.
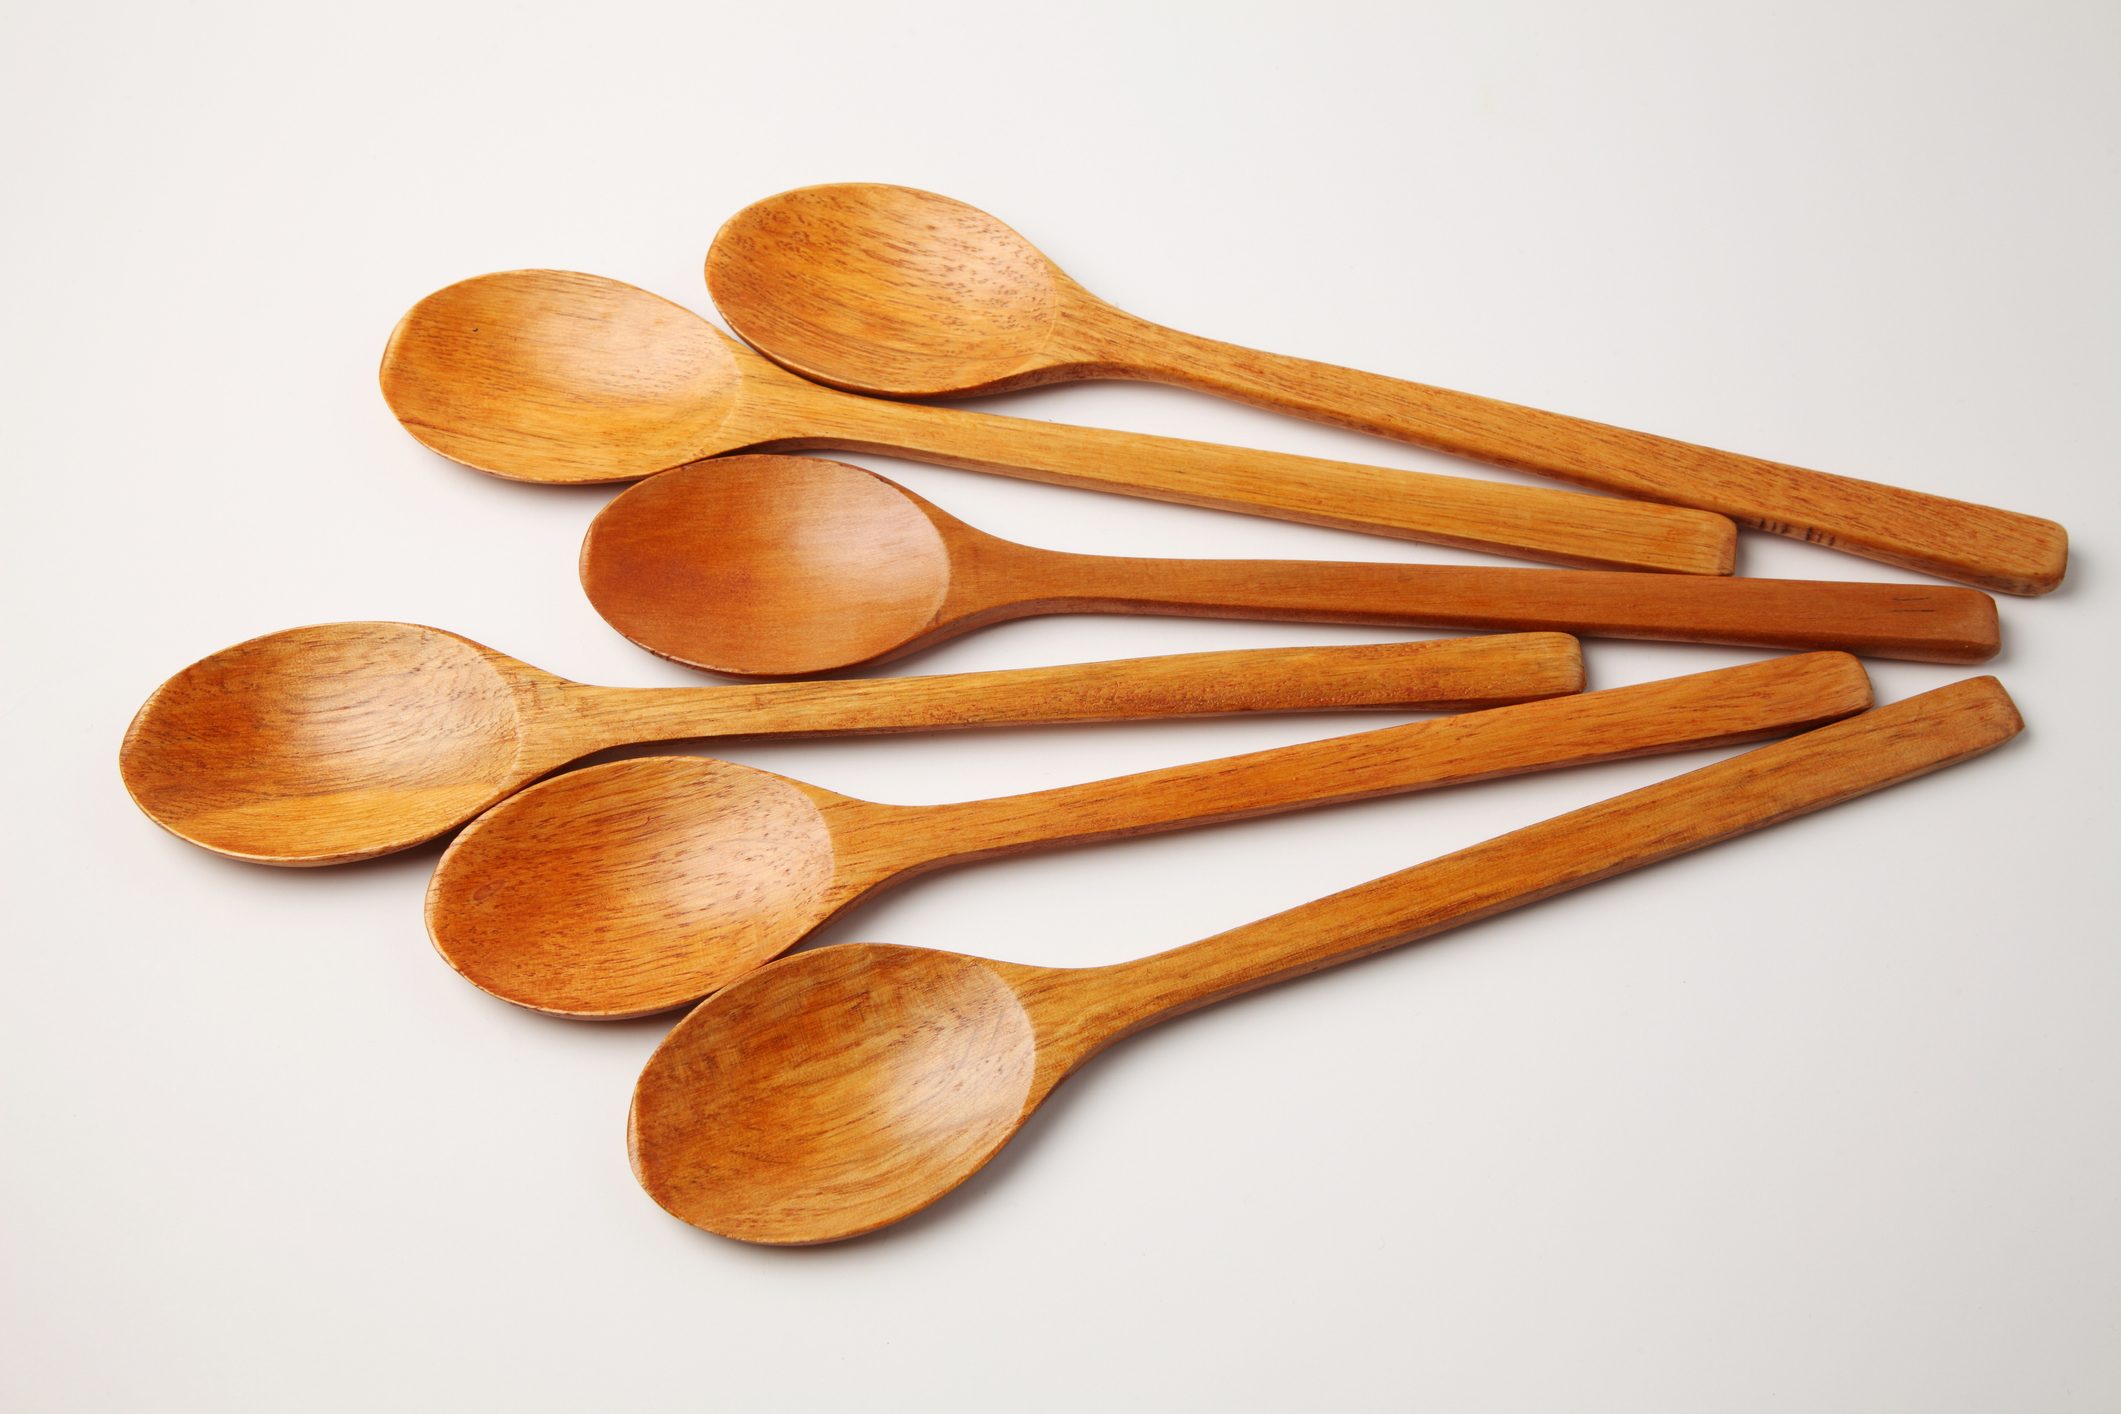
[429,652,1870,1018]
[380,270,1734,575]
[629,675,2021,1244]
[118,623,1578,866]
[583,456,1999,677]
[706,184,2068,595]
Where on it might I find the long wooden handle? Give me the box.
[909,653,1869,866]
[770,385,1736,576]
[1017,552,2000,663]
[1111,324,2066,594]
[1068,676,2021,1042]
[555,634,1585,749]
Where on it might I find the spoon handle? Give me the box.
[1063,676,2021,1044]
[1099,324,2065,595]
[1012,552,2000,664]
[555,636,1584,750]
[905,653,1868,865]
[771,385,1736,576]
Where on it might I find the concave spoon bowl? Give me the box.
[119,623,538,865]
[708,183,1093,398]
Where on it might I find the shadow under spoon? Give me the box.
[630,675,2022,1244]
[118,623,1573,866]
[707,182,2066,595]
[582,455,2001,677]
[425,652,1871,1018]
[378,269,1732,575]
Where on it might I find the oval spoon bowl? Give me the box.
[119,623,535,865]
[428,757,852,1019]
[630,944,1042,1245]
[381,270,743,483]
[708,183,1072,397]
[581,454,956,676]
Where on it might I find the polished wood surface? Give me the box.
[120,624,1576,866]
[428,653,1870,1018]
[380,270,1734,575]
[707,184,2067,595]
[630,676,2021,1244]
[583,456,2000,677]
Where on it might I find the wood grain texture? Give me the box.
[630,675,2022,1244]
[120,624,1577,865]
[380,270,1735,575]
[429,652,1870,1019]
[706,184,2067,595]
[585,456,1999,676]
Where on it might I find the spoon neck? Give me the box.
[753,383,969,461]
[548,679,959,751]
[985,548,1472,623]
[1056,875,1454,1048]
[1062,304,1253,389]
[534,682,755,760]
[954,536,1225,618]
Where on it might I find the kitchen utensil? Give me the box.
[428,652,1869,1017]
[379,270,1732,575]
[630,675,2021,1243]
[707,184,2065,594]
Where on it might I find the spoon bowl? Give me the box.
[119,623,537,865]
[629,944,1042,1245]
[581,455,955,676]
[707,183,1071,397]
[380,270,745,483]
[429,757,853,1018]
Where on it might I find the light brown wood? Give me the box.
[583,455,2000,677]
[429,652,1870,1018]
[119,623,1578,866]
[706,184,2068,596]
[380,270,1734,575]
[629,675,2021,1244]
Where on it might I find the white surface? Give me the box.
[4,2,2117,1409]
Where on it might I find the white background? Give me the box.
[4,2,2116,1409]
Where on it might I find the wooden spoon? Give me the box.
[630,675,2021,1243]
[119,623,1575,866]
[706,183,2068,596]
[583,455,2000,677]
[379,270,1733,576]
[427,652,1870,1018]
